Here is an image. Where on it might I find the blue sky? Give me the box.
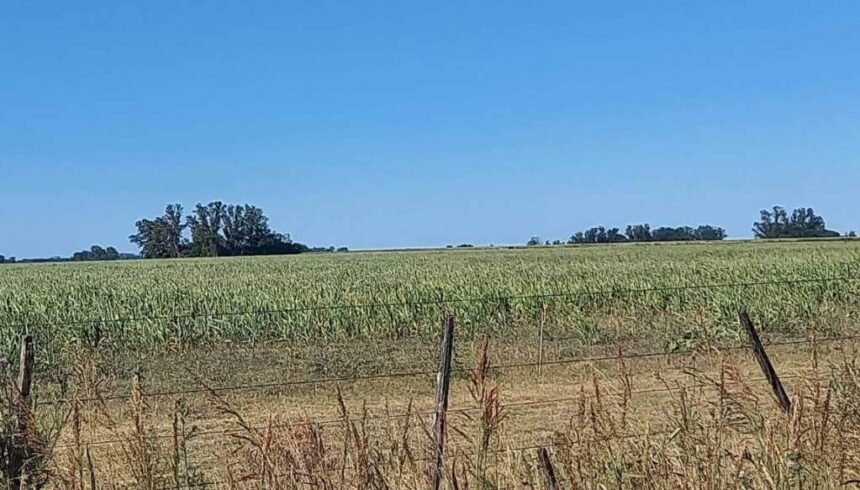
[1,1,858,257]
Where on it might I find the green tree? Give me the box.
[570,226,626,244]
[625,224,652,242]
[71,245,121,261]
[132,201,308,258]
[129,204,186,258]
[694,225,727,241]
[606,227,626,243]
[753,206,838,239]
[186,201,226,257]
[651,226,696,241]
[223,204,273,255]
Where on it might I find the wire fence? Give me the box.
[37,330,860,408]
[51,334,846,451]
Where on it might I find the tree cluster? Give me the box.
[752,206,840,239]
[526,206,851,246]
[567,224,727,244]
[72,245,121,261]
[129,202,311,259]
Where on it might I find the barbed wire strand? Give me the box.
[36,331,860,407]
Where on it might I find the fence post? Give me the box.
[430,316,455,490]
[86,446,97,490]
[9,335,35,490]
[738,310,791,414]
[538,304,547,378]
[537,447,560,490]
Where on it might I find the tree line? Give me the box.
[528,223,726,246]
[528,206,852,246]
[0,204,855,263]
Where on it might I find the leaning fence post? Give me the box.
[537,447,560,490]
[9,335,35,490]
[430,316,455,490]
[738,310,791,414]
[86,446,97,490]
[538,304,547,378]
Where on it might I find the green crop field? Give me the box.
[1,240,860,360]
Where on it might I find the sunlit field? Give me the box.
[2,240,859,360]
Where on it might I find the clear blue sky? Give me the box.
[1,1,858,258]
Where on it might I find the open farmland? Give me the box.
[1,240,860,360]
[3,240,860,488]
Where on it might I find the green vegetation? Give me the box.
[556,206,839,245]
[1,240,859,362]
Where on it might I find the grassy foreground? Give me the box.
[1,240,860,360]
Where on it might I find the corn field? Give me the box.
[1,241,859,360]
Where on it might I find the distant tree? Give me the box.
[72,245,122,261]
[129,204,186,258]
[91,245,106,258]
[526,236,541,246]
[569,226,626,244]
[186,201,226,257]
[625,224,652,242]
[753,206,838,239]
[309,245,338,252]
[336,247,349,252]
[552,239,563,245]
[693,225,727,241]
[457,243,474,248]
[569,223,725,243]
[606,227,626,243]
[652,226,696,241]
[0,255,5,264]
[131,201,308,258]
[848,231,857,238]
[568,232,584,244]
[585,226,606,243]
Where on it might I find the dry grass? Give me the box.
[4,333,859,489]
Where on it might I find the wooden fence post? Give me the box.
[538,304,547,378]
[86,446,97,490]
[738,310,792,414]
[430,316,455,490]
[537,447,560,490]
[9,335,35,490]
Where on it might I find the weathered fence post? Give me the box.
[537,447,560,490]
[9,335,35,490]
[538,304,547,378]
[738,310,791,413]
[86,447,97,490]
[430,316,455,490]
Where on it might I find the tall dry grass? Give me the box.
[5,339,860,489]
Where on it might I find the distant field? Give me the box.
[1,240,860,358]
